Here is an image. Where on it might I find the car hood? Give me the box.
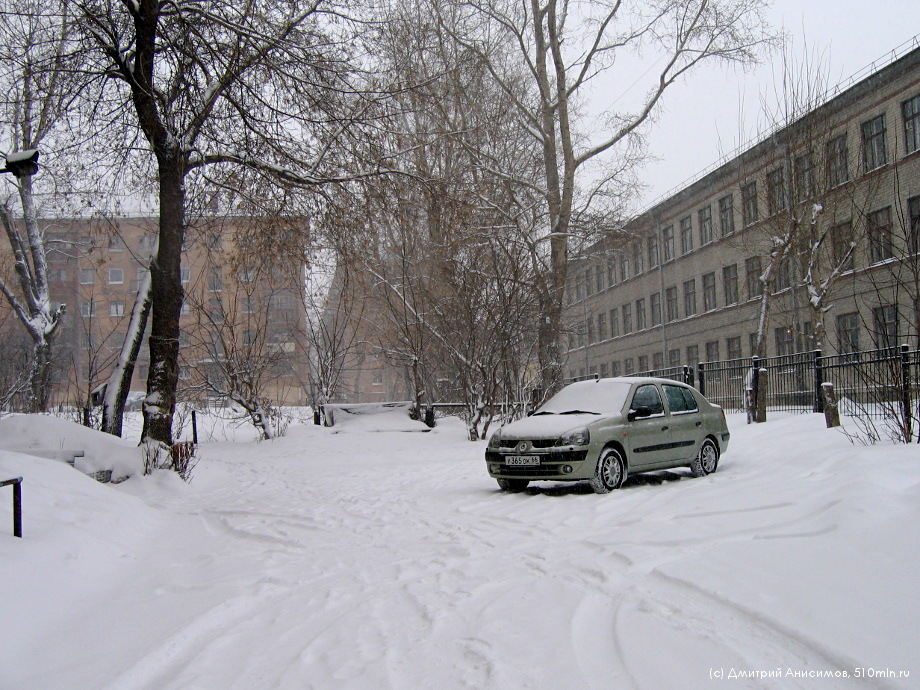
[497,413,607,439]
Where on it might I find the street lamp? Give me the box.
[2,149,40,177]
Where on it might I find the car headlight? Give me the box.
[559,427,590,446]
[487,431,501,448]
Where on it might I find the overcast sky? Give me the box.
[604,1,920,210]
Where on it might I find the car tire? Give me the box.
[589,448,625,494]
[690,438,719,478]
[497,478,530,492]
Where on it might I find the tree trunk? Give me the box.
[102,271,153,437]
[141,158,186,445]
[27,340,53,413]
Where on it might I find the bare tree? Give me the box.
[428,0,775,394]
[76,0,382,451]
[0,0,85,411]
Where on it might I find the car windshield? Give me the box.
[536,380,633,416]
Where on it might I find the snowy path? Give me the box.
[4,415,918,689]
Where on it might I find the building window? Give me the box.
[138,364,148,381]
[624,358,634,375]
[632,241,644,274]
[650,292,661,326]
[867,207,893,263]
[600,363,609,378]
[209,297,224,323]
[110,331,126,349]
[904,94,920,155]
[609,307,619,337]
[873,305,898,349]
[718,194,735,236]
[826,134,849,187]
[611,360,621,377]
[586,316,595,344]
[108,268,123,284]
[774,255,792,292]
[208,267,223,293]
[668,349,680,368]
[81,300,96,318]
[831,220,855,270]
[741,182,758,226]
[836,312,860,354]
[242,296,255,314]
[745,257,762,299]
[680,215,693,254]
[635,298,647,330]
[907,196,920,255]
[766,168,786,215]
[652,352,664,370]
[109,300,125,317]
[722,264,738,305]
[705,340,720,362]
[647,234,659,269]
[584,268,593,296]
[686,345,700,371]
[662,225,674,262]
[206,233,223,251]
[80,268,95,285]
[665,286,678,322]
[794,153,814,201]
[619,252,629,281]
[607,259,617,286]
[862,114,887,172]
[702,272,717,311]
[595,264,605,293]
[179,365,191,381]
[108,236,125,252]
[726,336,742,360]
[775,326,794,356]
[683,279,697,316]
[597,312,607,341]
[621,303,632,334]
[180,300,190,316]
[638,355,649,373]
[698,206,713,245]
[47,268,67,282]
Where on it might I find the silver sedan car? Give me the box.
[485,377,730,493]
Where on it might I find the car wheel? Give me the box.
[589,448,625,494]
[691,438,719,478]
[497,478,529,492]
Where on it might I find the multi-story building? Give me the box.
[565,44,920,382]
[1,215,311,410]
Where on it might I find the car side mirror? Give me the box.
[628,406,653,421]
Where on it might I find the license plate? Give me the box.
[506,455,540,466]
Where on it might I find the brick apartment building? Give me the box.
[564,43,920,382]
[1,216,311,410]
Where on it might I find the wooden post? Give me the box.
[191,410,199,444]
[821,382,841,428]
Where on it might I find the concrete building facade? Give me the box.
[564,44,920,382]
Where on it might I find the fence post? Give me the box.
[813,349,824,413]
[746,357,759,424]
[191,410,199,444]
[698,362,706,397]
[2,477,22,538]
[900,344,913,443]
[821,382,841,428]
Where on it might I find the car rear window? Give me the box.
[664,384,699,413]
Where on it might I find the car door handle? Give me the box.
[695,421,702,427]
[661,426,669,431]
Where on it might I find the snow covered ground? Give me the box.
[1,409,917,689]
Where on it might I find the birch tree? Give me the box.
[432,0,775,393]
[0,0,83,411]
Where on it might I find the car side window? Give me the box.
[631,385,664,415]
[664,385,699,414]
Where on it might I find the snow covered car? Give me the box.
[485,377,730,493]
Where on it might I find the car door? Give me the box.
[662,384,703,461]
[624,384,673,469]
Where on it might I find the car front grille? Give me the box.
[498,438,558,448]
